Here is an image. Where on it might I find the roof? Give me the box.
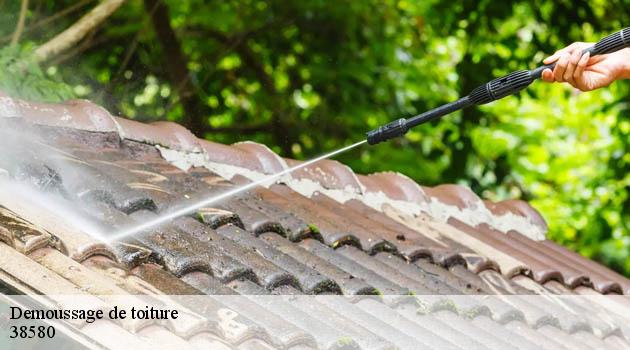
[0,91,629,349]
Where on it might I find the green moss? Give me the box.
[336,336,354,346]
[307,223,320,234]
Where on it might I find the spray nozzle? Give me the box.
[366,118,408,145]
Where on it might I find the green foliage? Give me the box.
[0,0,628,275]
[0,45,74,102]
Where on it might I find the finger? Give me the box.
[541,68,554,82]
[587,54,606,65]
[554,54,570,82]
[544,52,562,64]
[573,52,590,90]
[544,48,569,64]
[543,42,582,64]
[563,50,582,83]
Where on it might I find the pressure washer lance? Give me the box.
[367,27,630,145]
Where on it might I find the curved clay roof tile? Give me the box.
[361,172,430,204]
[1,95,118,132]
[149,121,203,152]
[232,141,288,174]
[489,199,549,232]
[423,184,484,210]
[198,139,266,173]
[285,158,363,193]
[114,118,202,152]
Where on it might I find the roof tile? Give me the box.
[115,118,203,152]
[536,325,595,350]
[0,189,115,262]
[0,243,86,294]
[81,255,165,294]
[248,296,363,350]
[232,141,287,174]
[424,183,483,210]
[287,298,397,350]
[286,158,363,192]
[338,297,465,350]
[603,335,630,349]
[174,217,296,291]
[126,213,253,282]
[466,315,542,350]
[198,206,244,229]
[358,172,430,203]
[29,247,128,295]
[215,225,341,294]
[299,239,409,295]
[503,321,572,350]
[2,93,630,348]
[270,185,394,253]
[485,199,548,232]
[227,279,269,295]
[0,206,58,255]
[216,198,285,236]
[540,240,629,294]
[450,219,566,283]
[218,298,318,348]
[260,232,379,295]
[0,95,119,132]
[135,325,193,349]
[129,263,204,296]
[344,198,466,265]
[383,206,525,276]
[188,332,235,350]
[199,139,270,173]
[477,269,534,294]
[81,320,152,350]
[336,246,440,295]
[375,253,474,294]
[506,231,591,288]
[427,310,523,350]
[180,271,238,295]
[237,339,278,350]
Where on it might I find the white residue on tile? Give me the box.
[157,145,277,183]
[156,145,546,240]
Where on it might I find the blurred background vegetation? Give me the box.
[0,0,628,275]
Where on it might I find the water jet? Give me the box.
[105,140,367,242]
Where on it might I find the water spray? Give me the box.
[367,27,630,145]
[105,140,367,242]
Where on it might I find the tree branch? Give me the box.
[48,29,99,66]
[34,0,126,63]
[1,0,93,44]
[11,0,29,46]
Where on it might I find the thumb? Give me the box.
[541,68,554,82]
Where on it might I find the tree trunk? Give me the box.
[143,0,206,136]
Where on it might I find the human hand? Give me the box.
[541,43,630,91]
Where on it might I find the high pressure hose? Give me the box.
[367,27,630,145]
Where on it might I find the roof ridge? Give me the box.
[0,92,547,240]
